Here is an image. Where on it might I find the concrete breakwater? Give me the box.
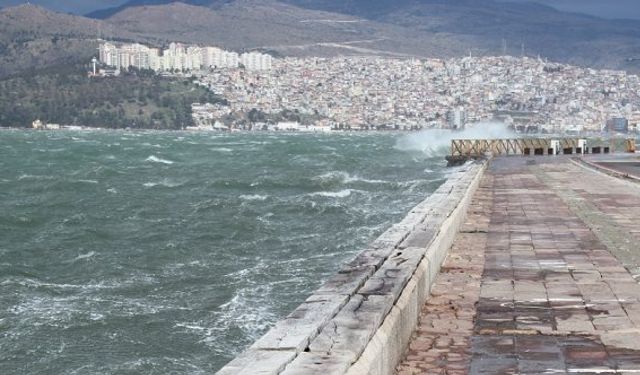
[217,161,487,375]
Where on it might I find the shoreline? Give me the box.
[0,126,427,133]
[2,126,635,139]
[217,161,486,374]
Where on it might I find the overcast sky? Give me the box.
[1,0,640,20]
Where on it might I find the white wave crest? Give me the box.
[143,179,185,188]
[314,171,387,185]
[72,251,96,262]
[309,189,352,198]
[314,171,349,183]
[239,194,268,201]
[345,175,387,184]
[145,155,174,165]
[18,174,54,181]
[211,147,233,153]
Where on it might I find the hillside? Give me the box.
[0,63,223,129]
[0,4,163,78]
[2,0,640,75]
[90,0,640,71]
[0,4,101,77]
[287,0,640,70]
[102,1,464,58]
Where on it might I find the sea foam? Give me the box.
[309,189,353,198]
[72,251,96,262]
[239,194,269,201]
[145,155,174,165]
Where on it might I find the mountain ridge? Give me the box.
[1,1,640,77]
[92,0,640,71]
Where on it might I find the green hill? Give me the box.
[0,64,225,129]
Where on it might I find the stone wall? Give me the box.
[217,161,487,375]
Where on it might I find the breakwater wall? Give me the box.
[218,161,487,375]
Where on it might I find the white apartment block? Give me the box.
[240,52,272,71]
[202,47,239,69]
[98,42,269,73]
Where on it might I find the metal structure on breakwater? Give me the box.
[446,137,636,165]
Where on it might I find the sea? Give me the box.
[0,129,451,373]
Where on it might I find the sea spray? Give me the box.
[395,122,517,157]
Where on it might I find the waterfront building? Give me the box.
[32,119,44,129]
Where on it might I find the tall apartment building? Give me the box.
[447,107,467,130]
[98,42,271,72]
[99,43,119,68]
[202,47,239,69]
[240,52,273,71]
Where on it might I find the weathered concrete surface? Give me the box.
[396,174,493,374]
[397,157,640,374]
[343,163,486,375]
[218,162,486,375]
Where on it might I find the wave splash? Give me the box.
[395,122,516,157]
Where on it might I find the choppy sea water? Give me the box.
[0,130,449,373]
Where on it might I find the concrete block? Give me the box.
[344,247,395,271]
[281,350,354,375]
[316,265,376,296]
[358,247,426,302]
[307,294,395,363]
[217,349,297,375]
[252,293,349,352]
[376,224,413,248]
[347,238,440,375]
[398,226,437,249]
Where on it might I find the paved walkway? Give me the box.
[398,158,640,375]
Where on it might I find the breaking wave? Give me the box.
[395,121,516,157]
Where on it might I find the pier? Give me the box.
[398,156,640,374]
[218,154,640,374]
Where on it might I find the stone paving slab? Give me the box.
[397,157,640,374]
[396,174,493,375]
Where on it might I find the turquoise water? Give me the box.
[0,130,447,373]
